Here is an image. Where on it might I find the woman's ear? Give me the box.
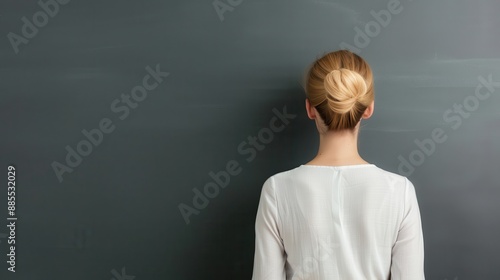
[305,98,316,120]
[362,100,375,119]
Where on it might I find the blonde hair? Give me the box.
[305,50,374,131]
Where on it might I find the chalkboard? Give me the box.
[1,0,499,279]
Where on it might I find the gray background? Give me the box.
[1,0,499,279]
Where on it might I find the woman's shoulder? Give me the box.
[265,164,410,190]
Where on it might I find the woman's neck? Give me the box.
[305,128,369,166]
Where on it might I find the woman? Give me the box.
[251,50,425,280]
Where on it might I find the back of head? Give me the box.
[305,50,374,131]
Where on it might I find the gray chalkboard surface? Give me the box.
[1,0,499,279]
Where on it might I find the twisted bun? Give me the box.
[305,50,374,131]
[323,68,367,115]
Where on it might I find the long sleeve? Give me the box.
[391,178,425,280]
[252,176,287,280]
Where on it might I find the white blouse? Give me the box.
[252,164,425,280]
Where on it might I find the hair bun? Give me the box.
[323,68,367,114]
